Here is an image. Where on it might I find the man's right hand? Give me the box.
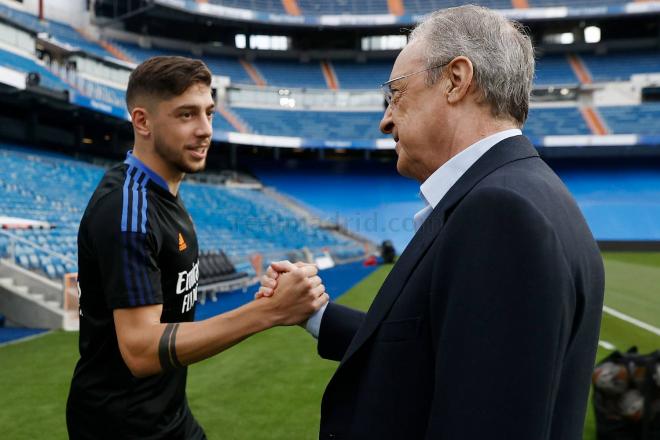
[260,262,327,326]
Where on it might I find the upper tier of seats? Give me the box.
[295,0,389,15]
[206,0,287,14]
[112,40,256,85]
[0,144,364,279]
[233,106,594,139]
[204,0,630,15]
[3,44,656,140]
[0,3,111,59]
[403,0,511,14]
[233,108,385,139]
[106,44,660,89]
[580,51,660,82]
[599,103,660,135]
[230,104,660,139]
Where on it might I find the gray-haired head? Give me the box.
[409,5,535,126]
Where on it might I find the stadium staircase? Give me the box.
[0,259,70,329]
[512,0,530,8]
[239,59,267,87]
[581,107,609,135]
[281,0,302,16]
[216,103,251,133]
[321,61,339,90]
[387,0,405,16]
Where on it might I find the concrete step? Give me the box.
[0,277,14,288]
[12,285,29,295]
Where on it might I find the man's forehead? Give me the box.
[164,84,214,109]
[390,42,425,79]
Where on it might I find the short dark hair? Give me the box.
[125,56,212,110]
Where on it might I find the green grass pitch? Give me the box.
[0,253,658,439]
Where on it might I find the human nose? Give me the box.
[196,113,213,139]
[379,104,393,135]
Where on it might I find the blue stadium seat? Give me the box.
[599,103,660,135]
[524,107,590,137]
[253,59,326,88]
[403,0,511,14]
[212,112,236,132]
[233,107,386,139]
[112,40,254,85]
[528,0,625,7]
[0,143,364,278]
[232,105,593,139]
[206,0,287,14]
[333,60,391,90]
[334,56,578,90]
[534,55,578,86]
[580,51,660,83]
[297,0,389,15]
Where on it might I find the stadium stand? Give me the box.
[534,55,579,86]
[94,49,660,90]
[403,0,512,14]
[0,3,111,59]
[528,0,627,7]
[110,39,187,63]
[599,103,660,135]
[524,107,591,137]
[253,159,660,253]
[557,165,660,241]
[206,0,287,14]
[580,50,660,82]
[201,55,255,85]
[252,160,422,253]
[198,251,248,286]
[0,144,364,279]
[332,60,392,89]
[0,47,69,91]
[296,0,389,15]
[225,106,594,138]
[147,0,637,16]
[212,110,237,133]
[231,107,385,139]
[111,40,255,85]
[253,58,326,88]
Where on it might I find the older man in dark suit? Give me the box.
[260,5,604,439]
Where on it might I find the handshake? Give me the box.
[254,261,329,327]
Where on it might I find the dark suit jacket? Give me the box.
[317,136,605,440]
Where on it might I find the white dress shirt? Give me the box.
[306,128,523,337]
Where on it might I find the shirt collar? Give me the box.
[419,129,522,209]
[124,150,170,193]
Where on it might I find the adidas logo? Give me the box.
[178,233,187,251]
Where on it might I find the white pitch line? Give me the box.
[603,305,660,337]
[598,340,616,350]
[0,330,52,348]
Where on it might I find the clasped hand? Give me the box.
[255,261,328,326]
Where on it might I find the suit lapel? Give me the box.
[338,136,539,367]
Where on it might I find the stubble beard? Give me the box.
[153,131,206,175]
